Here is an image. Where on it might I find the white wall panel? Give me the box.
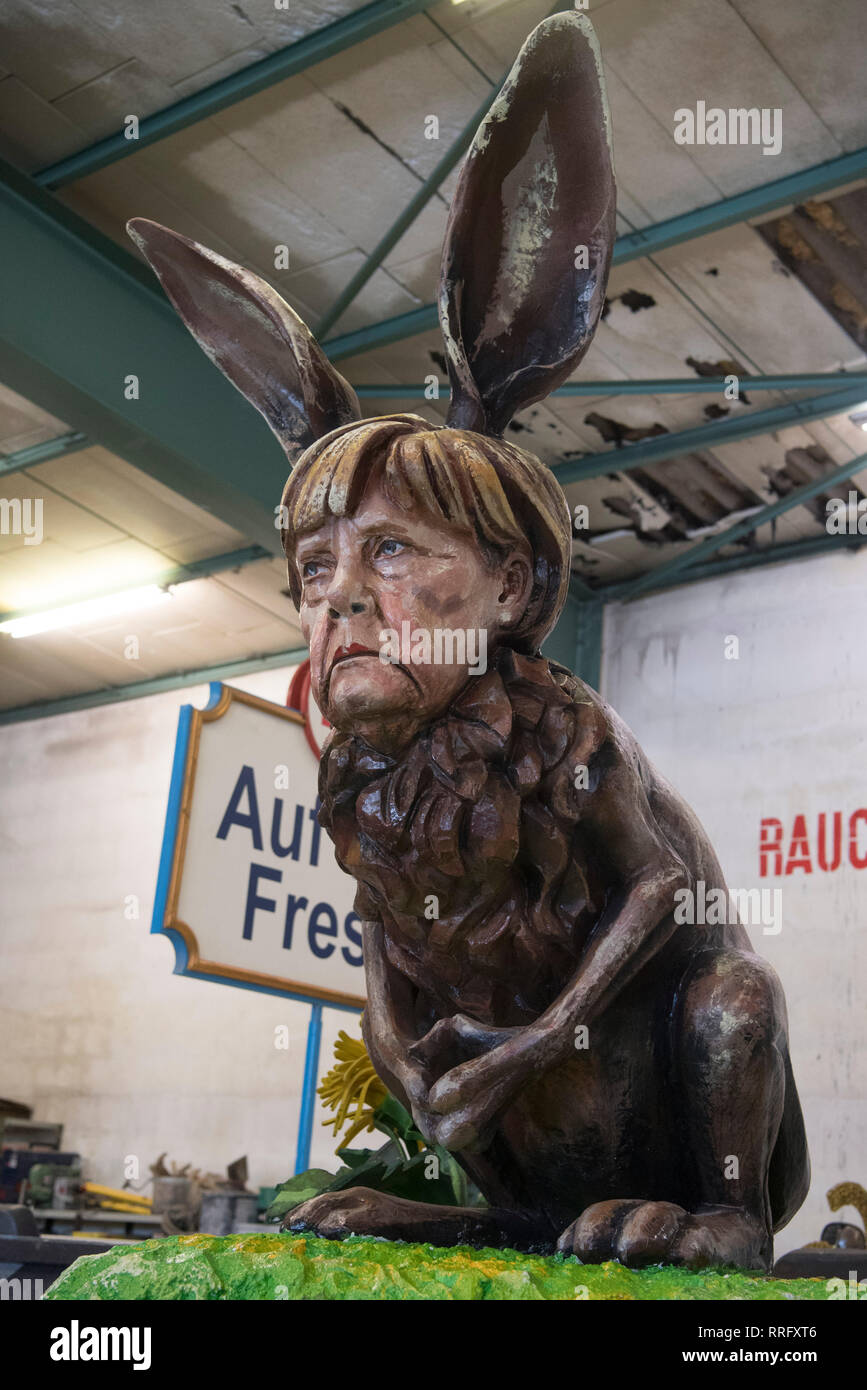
[603,547,867,1255]
[0,662,354,1195]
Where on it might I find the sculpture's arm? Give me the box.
[530,760,692,1056]
[360,918,431,1114]
[425,756,691,1149]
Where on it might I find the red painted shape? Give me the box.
[784,813,813,875]
[759,818,784,878]
[817,811,843,872]
[761,809,867,877]
[286,658,330,759]
[849,809,867,869]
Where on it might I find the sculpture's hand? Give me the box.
[399,1022,521,1148]
[406,1017,525,1145]
[424,1067,516,1152]
[394,1058,433,1112]
[408,1014,521,1070]
[375,1054,444,1148]
[427,1052,513,1117]
[421,1031,539,1152]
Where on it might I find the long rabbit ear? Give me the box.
[440,11,616,436]
[127,218,361,463]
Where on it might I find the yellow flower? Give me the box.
[318,1029,388,1151]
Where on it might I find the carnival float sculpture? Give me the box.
[128,10,809,1270]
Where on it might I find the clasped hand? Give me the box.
[399,1013,532,1153]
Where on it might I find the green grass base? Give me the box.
[44,1232,828,1301]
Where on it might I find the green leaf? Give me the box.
[329,1141,404,1192]
[375,1094,415,1133]
[264,1168,337,1221]
[433,1145,468,1206]
[379,1151,462,1206]
[367,1093,415,1154]
[336,1147,380,1170]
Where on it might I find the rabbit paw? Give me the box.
[557,1200,770,1270]
[284,1188,400,1240]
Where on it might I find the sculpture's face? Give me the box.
[294,480,531,751]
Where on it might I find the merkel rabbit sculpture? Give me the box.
[128,11,809,1269]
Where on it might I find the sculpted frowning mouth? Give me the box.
[326,640,423,697]
[330,642,378,673]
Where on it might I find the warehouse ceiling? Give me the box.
[1,0,866,716]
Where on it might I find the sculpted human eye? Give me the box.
[301,557,328,580]
[375,537,407,559]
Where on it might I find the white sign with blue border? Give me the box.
[152,680,366,1174]
[152,681,365,1009]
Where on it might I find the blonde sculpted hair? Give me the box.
[280,415,572,653]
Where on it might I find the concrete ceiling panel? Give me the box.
[654,224,863,372]
[28,446,249,556]
[212,77,430,250]
[593,0,840,192]
[0,75,85,171]
[0,0,127,102]
[0,382,68,453]
[728,0,867,150]
[74,0,266,87]
[53,58,176,143]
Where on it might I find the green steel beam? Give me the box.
[573,598,604,689]
[0,156,287,555]
[164,545,272,583]
[323,146,867,360]
[541,589,602,689]
[590,531,867,603]
[0,430,89,478]
[315,1,567,338]
[541,590,578,670]
[325,303,439,361]
[0,644,309,726]
[568,574,597,600]
[352,374,867,399]
[35,0,432,190]
[614,146,867,264]
[316,82,500,338]
[555,382,867,486]
[606,449,867,603]
[0,544,271,625]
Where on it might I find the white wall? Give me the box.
[602,547,867,1255]
[0,662,353,1196]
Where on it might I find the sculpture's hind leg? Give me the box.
[284,1187,551,1251]
[560,948,807,1270]
[768,1048,811,1232]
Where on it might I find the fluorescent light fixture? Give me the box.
[0,584,171,639]
[847,408,867,432]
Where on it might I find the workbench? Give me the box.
[35,1207,164,1238]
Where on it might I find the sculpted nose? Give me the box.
[328,598,367,619]
[326,556,372,621]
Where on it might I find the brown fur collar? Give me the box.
[319,649,606,1023]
